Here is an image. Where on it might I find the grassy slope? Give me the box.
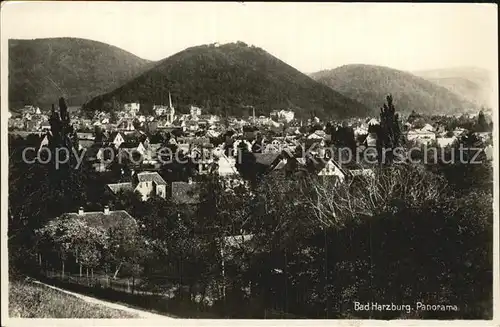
[83,42,370,119]
[9,279,138,318]
[310,64,477,115]
[9,37,153,110]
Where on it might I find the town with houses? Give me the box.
[5,2,497,321]
[8,92,494,207]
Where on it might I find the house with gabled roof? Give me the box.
[213,153,239,177]
[116,117,136,132]
[316,158,347,184]
[363,132,378,147]
[124,103,140,116]
[253,152,283,174]
[107,171,167,201]
[106,182,134,195]
[119,140,147,159]
[106,131,125,149]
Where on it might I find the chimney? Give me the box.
[78,207,84,215]
[103,205,110,215]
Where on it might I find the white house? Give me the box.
[154,92,176,123]
[123,103,140,116]
[364,133,378,147]
[354,125,369,137]
[270,110,295,123]
[190,106,202,117]
[154,105,168,117]
[107,132,125,149]
[307,131,324,141]
[116,118,135,132]
[421,123,435,133]
[215,153,239,177]
[107,171,167,201]
[132,171,167,200]
[317,159,347,184]
[407,129,436,145]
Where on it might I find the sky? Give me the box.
[1,2,498,73]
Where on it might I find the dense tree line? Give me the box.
[10,154,493,318]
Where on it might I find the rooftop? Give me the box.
[136,171,167,185]
[63,209,136,230]
[107,182,133,194]
[254,153,281,167]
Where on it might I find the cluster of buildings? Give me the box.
[11,99,493,279]
[10,97,493,207]
[7,105,51,132]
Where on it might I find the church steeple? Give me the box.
[168,91,173,109]
[167,91,175,124]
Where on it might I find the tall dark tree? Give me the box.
[376,94,402,163]
[47,97,78,159]
[332,125,356,152]
[235,141,257,184]
[93,125,105,143]
[475,110,490,132]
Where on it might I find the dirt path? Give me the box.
[32,280,175,319]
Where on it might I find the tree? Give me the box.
[36,215,107,277]
[150,132,165,144]
[235,141,257,184]
[474,111,490,132]
[104,222,147,279]
[332,126,356,152]
[304,165,445,228]
[159,143,197,182]
[47,98,79,162]
[94,125,105,143]
[110,110,118,124]
[377,94,402,163]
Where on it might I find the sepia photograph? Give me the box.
[1,1,498,325]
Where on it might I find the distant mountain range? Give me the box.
[8,38,154,110]
[9,37,491,119]
[412,67,493,108]
[82,42,370,119]
[310,64,478,116]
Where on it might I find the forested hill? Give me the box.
[83,42,370,119]
[412,67,493,108]
[310,64,477,115]
[9,37,154,110]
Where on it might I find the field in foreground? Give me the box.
[9,278,139,318]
